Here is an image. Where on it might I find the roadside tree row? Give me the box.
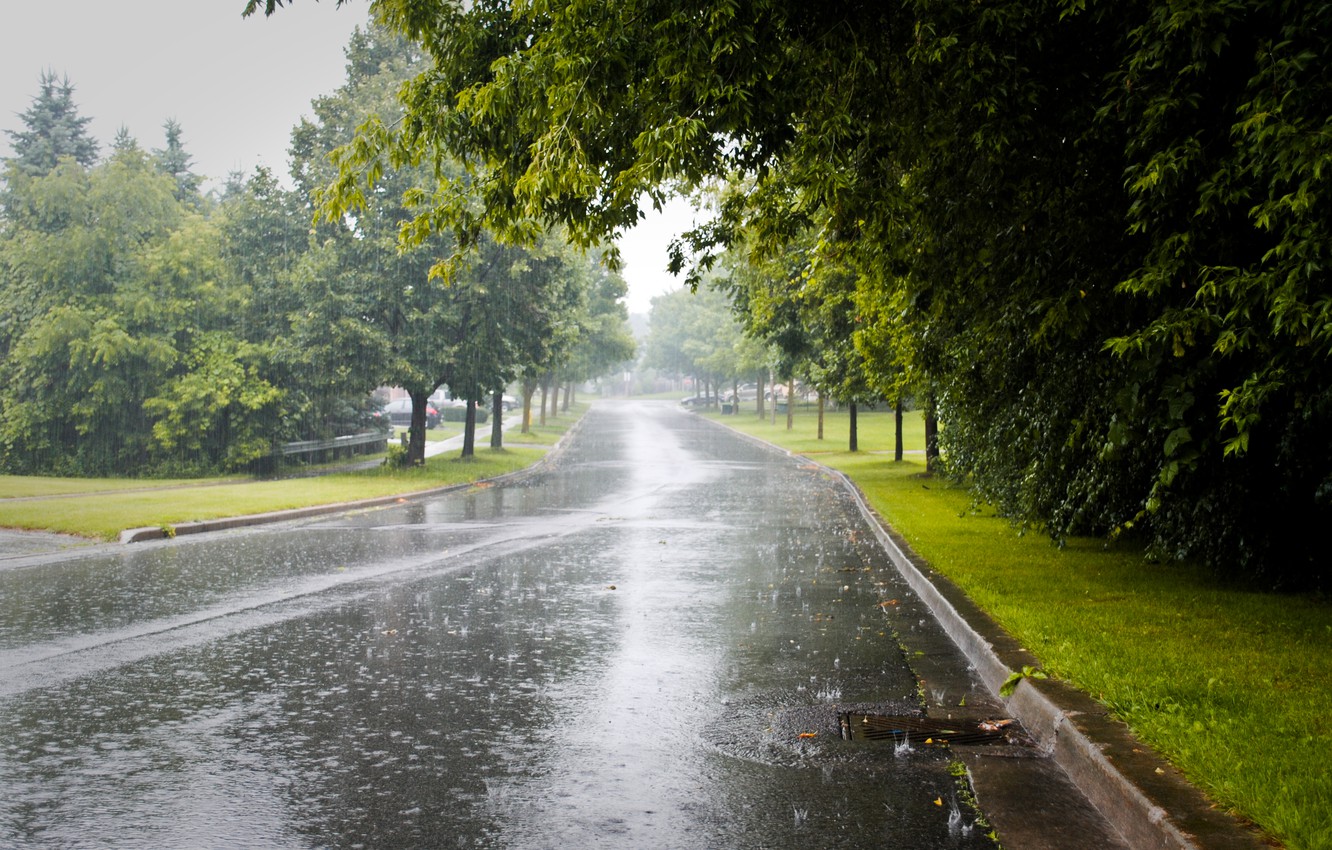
[301,0,1331,587]
[0,26,634,476]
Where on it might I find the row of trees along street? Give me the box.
[0,28,635,474]
[643,230,908,458]
[277,0,1331,590]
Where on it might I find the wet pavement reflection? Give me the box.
[1,402,999,848]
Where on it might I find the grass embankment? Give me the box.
[504,410,584,446]
[709,403,1329,850]
[0,405,587,542]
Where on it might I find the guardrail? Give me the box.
[279,431,387,462]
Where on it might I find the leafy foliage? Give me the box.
[317,0,1329,585]
[3,71,98,178]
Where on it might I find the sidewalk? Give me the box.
[423,414,523,457]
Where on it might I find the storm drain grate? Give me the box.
[839,713,1028,747]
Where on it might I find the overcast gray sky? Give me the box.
[0,0,688,314]
[1,1,369,187]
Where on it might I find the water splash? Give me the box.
[947,795,972,838]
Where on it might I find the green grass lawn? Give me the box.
[503,402,588,446]
[0,409,587,541]
[0,448,548,541]
[0,474,234,498]
[709,406,1330,850]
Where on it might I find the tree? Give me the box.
[644,284,744,405]
[564,261,636,396]
[298,0,1331,585]
[0,136,285,475]
[4,71,98,178]
[722,225,876,446]
[290,23,604,464]
[153,119,204,208]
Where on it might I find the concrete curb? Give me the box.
[833,473,1265,850]
[118,415,585,544]
[699,414,1266,850]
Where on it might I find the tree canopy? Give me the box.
[305,0,1330,586]
[4,71,99,178]
[0,26,633,476]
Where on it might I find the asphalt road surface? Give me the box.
[0,401,1124,848]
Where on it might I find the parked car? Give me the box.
[382,397,440,428]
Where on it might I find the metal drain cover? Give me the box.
[840,712,1029,747]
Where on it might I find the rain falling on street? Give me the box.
[1,401,1083,848]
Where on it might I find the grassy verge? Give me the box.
[708,407,1329,850]
[0,448,546,541]
[0,474,235,498]
[504,402,589,446]
[0,407,591,542]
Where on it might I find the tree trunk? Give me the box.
[461,397,477,459]
[849,401,859,452]
[732,377,740,415]
[925,405,940,474]
[407,389,430,465]
[539,373,550,427]
[490,390,504,449]
[756,372,766,418]
[894,398,904,462]
[562,379,571,412]
[817,392,825,440]
[785,376,795,430]
[522,379,537,433]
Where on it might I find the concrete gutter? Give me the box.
[695,412,1266,849]
[829,462,1269,850]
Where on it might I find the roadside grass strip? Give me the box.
[503,402,589,446]
[0,474,231,498]
[709,406,1331,850]
[0,448,546,542]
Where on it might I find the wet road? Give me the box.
[1,402,1004,849]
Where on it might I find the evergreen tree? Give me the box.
[153,119,203,207]
[4,71,99,177]
[111,126,140,156]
